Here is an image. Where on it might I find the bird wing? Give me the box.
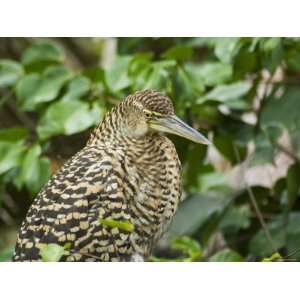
[13,147,134,262]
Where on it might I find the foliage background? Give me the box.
[1,37,300,262]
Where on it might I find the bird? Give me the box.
[13,90,210,262]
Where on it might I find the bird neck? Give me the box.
[87,104,159,152]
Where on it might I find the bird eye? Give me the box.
[144,111,152,118]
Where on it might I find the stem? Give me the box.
[233,145,278,254]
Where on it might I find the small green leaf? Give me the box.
[171,236,202,261]
[99,218,134,232]
[22,42,64,67]
[0,59,24,88]
[262,252,282,262]
[40,244,66,262]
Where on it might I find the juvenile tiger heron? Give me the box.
[13,90,210,262]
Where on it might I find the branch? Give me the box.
[233,145,278,254]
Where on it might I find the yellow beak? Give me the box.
[149,115,211,144]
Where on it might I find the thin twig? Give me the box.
[233,145,278,254]
[275,142,299,163]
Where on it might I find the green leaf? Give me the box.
[99,218,134,232]
[213,134,247,164]
[248,133,275,167]
[0,59,24,88]
[171,236,202,261]
[172,66,203,103]
[105,55,132,93]
[184,62,232,87]
[250,218,285,257]
[209,249,243,262]
[168,192,233,238]
[16,66,72,111]
[128,52,153,76]
[0,246,14,262]
[198,81,252,104]
[0,127,28,143]
[62,75,91,101]
[22,42,64,68]
[219,204,251,234]
[40,244,66,262]
[214,38,241,64]
[262,252,282,262]
[14,144,51,195]
[0,141,25,175]
[162,46,194,61]
[286,163,300,210]
[37,100,103,140]
[261,87,300,160]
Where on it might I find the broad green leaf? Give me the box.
[209,249,243,262]
[99,218,134,232]
[37,100,103,140]
[249,218,285,257]
[0,59,24,88]
[168,192,233,238]
[16,66,72,111]
[62,75,91,101]
[214,38,241,63]
[198,81,252,104]
[260,38,283,72]
[14,144,51,195]
[213,134,247,164]
[105,55,132,93]
[261,87,300,159]
[22,42,64,67]
[40,244,66,262]
[128,52,153,76]
[0,246,14,262]
[0,127,28,143]
[286,163,300,210]
[162,46,193,61]
[0,141,25,175]
[248,133,275,167]
[219,204,251,234]
[184,62,232,87]
[172,66,203,103]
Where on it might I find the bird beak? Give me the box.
[149,115,211,144]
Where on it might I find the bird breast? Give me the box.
[120,135,182,252]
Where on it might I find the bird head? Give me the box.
[122,90,210,144]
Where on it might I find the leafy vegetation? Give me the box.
[1,37,300,261]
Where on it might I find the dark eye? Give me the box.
[144,111,152,118]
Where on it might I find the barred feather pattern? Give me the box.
[13,91,182,262]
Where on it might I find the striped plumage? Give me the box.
[13,90,209,262]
